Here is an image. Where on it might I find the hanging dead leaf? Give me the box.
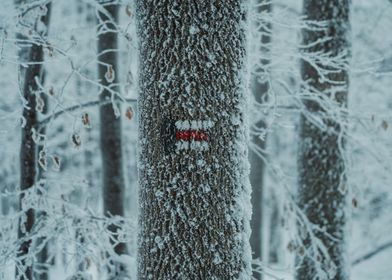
[125,5,132,17]
[352,197,358,208]
[105,65,115,83]
[52,155,61,171]
[48,86,55,96]
[125,106,134,120]
[82,112,90,128]
[125,33,132,42]
[38,157,46,170]
[32,128,41,143]
[72,133,81,147]
[381,120,388,130]
[38,150,47,170]
[36,95,45,113]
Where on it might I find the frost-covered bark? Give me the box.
[35,80,48,280]
[35,6,52,280]
[136,1,252,279]
[296,1,351,279]
[249,1,271,279]
[97,1,127,277]
[35,74,50,280]
[15,1,50,279]
[17,65,38,279]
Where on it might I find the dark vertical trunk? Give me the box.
[296,1,351,279]
[35,72,50,280]
[137,1,251,279]
[268,192,281,264]
[16,1,50,279]
[1,173,10,215]
[35,5,52,279]
[97,1,127,278]
[249,1,271,279]
[18,71,38,278]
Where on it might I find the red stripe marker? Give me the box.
[176,130,209,142]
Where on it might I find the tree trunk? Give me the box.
[296,1,351,279]
[249,1,271,279]
[35,5,52,278]
[268,192,281,264]
[16,1,50,279]
[137,1,251,279]
[74,2,95,276]
[97,1,127,278]
[35,72,50,280]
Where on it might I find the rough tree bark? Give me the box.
[296,1,351,279]
[249,1,271,279]
[137,1,252,279]
[15,1,50,279]
[97,0,127,278]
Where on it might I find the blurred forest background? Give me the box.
[0,0,391,279]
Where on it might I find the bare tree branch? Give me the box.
[37,97,137,129]
[352,241,392,266]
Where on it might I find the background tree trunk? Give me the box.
[16,1,50,279]
[74,2,96,276]
[35,5,52,279]
[97,1,127,278]
[268,192,281,264]
[137,1,252,279]
[249,1,271,279]
[296,1,351,279]
[35,72,50,280]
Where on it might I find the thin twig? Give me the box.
[352,241,392,266]
[37,98,137,129]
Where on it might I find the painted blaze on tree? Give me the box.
[137,1,251,279]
